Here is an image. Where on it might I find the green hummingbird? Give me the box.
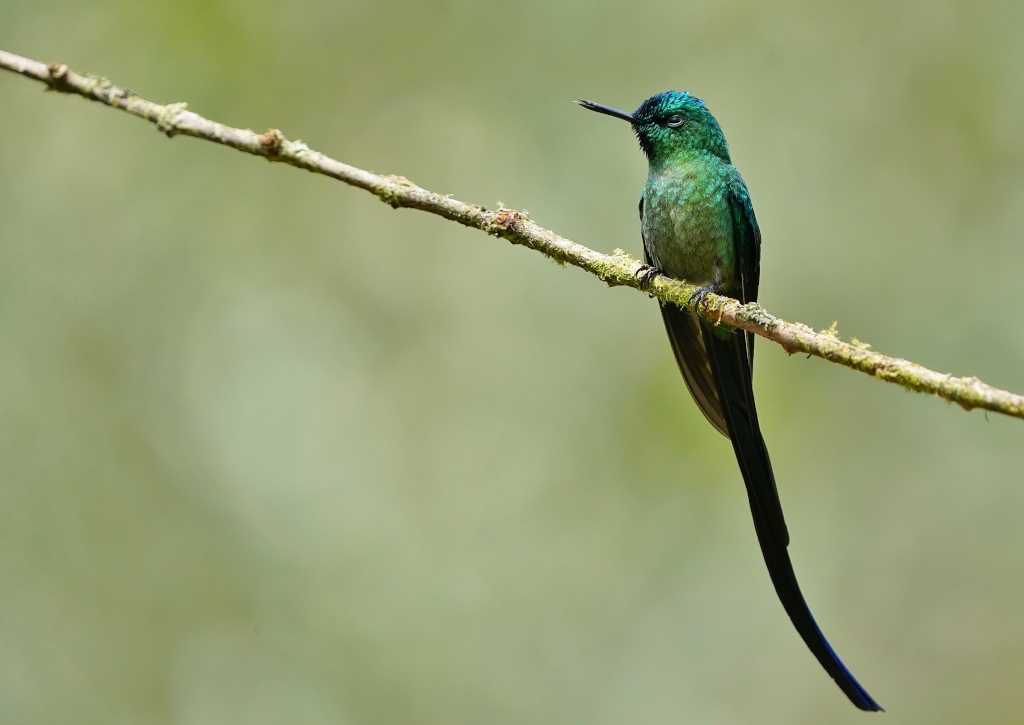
[578,92,881,712]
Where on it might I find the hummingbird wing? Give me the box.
[640,197,729,436]
[727,172,761,368]
[695,181,883,712]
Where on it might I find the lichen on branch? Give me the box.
[2,47,1022,420]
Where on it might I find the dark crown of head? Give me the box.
[632,91,706,123]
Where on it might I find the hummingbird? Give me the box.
[577,92,881,712]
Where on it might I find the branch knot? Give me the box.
[377,175,416,208]
[155,102,188,137]
[489,208,523,235]
[259,128,285,157]
[45,62,72,92]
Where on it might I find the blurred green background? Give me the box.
[2,1,1024,723]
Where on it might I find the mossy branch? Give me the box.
[3,47,1022,420]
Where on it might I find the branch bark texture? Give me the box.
[3,48,1022,420]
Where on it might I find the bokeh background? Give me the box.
[2,1,1024,723]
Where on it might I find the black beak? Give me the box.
[575,99,635,123]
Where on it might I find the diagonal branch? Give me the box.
[3,47,1022,420]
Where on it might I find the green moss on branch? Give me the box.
[3,47,1022,420]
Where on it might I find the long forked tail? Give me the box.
[699,317,883,712]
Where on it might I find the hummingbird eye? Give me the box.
[666,114,685,128]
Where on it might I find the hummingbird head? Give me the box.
[576,91,730,167]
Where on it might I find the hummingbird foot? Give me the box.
[635,264,662,295]
[690,281,723,310]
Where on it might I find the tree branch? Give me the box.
[3,47,1022,420]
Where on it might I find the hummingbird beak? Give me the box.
[575,99,635,124]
